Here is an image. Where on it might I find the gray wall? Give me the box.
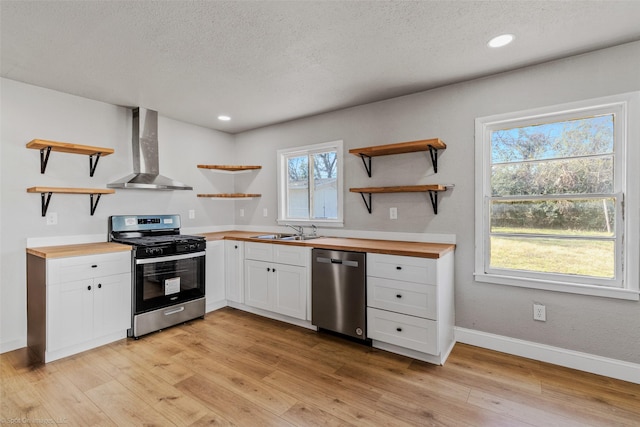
[0,78,235,350]
[2,41,639,364]
[234,41,640,364]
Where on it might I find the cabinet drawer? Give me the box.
[367,253,436,285]
[47,252,131,284]
[367,307,438,355]
[245,242,273,262]
[367,277,437,319]
[273,244,309,267]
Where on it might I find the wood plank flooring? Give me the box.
[2,307,639,426]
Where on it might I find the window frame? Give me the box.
[277,139,344,227]
[474,93,640,300]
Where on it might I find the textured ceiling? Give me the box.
[2,1,640,134]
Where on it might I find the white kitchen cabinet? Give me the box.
[27,250,132,363]
[205,240,226,312]
[244,242,309,320]
[366,251,454,365]
[224,240,244,303]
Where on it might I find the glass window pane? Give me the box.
[491,156,613,196]
[490,199,615,237]
[287,155,309,218]
[311,151,338,219]
[491,115,614,164]
[490,236,615,279]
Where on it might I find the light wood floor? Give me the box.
[2,307,639,426]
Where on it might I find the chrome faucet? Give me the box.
[310,224,318,236]
[285,224,304,235]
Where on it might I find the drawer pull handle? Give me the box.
[91,265,98,268]
[87,285,92,291]
[396,327,402,332]
[396,294,402,298]
[396,266,402,270]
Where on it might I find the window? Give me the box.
[277,140,343,226]
[475,93,639,300]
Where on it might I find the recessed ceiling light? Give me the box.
[218,115,231,121]
[488,34,514,48]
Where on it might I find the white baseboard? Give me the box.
[455,327,640,385]
[0,338,25,354]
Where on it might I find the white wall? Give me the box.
[234,41,640,364]
[0,78,235,351]
[3,42,639,366]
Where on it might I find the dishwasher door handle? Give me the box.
[316,257,359,268]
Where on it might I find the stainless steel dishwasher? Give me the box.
[312,249,367,340]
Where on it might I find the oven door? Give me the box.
[134,251,205,313]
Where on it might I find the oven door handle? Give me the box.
[135,251,206,265]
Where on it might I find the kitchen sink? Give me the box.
[250,233,320,241]
[279,234,320,241]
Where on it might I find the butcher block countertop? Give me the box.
[199,231,454,259]
[27,242,132,259]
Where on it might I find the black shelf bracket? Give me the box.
[358,192,373,214]
[39,147,52,174]
[428,190,439,215]
[40,192,53,217]
[428,146,439,173]
[358,154,372,177]
[90,193,102,216]
[89,153,102,177]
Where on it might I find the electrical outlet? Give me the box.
[240,208,245,217]
[46,212,58,225]
[533,303,546,321]
[390,207,398,220]
[188,209,195,219]
[263,208,268,217]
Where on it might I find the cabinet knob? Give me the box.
[98,283,102,289]
[396,294,402,299]
[272,268,276,272]
[396,266,402,270]
[235,245,238,249]
[396,327,402,332]
[267,267,271,272]
[87,285,92,291]
[91,265,98,268]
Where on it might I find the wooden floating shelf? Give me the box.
[349,185,447,193]
[349,185,448,215]
[27,139,115,176]
[349,138,446,176]
[197,165,262,172]
[197,193,262,199]
[349,139,446,157]
[27,187,115,216]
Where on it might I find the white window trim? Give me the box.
[474,92,640,300]
[277,139,344,227]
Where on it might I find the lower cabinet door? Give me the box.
[93,273,132,338]
[273,263,306,320]
[367,307,438,355]
[244,260,272,311]
[47,279,94,352]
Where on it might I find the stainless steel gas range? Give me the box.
[108,214,206,338]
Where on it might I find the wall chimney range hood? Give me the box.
[108,108,193,190]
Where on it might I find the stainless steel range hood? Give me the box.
[108,108,193,190]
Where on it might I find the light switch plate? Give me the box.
[240,208,245,217]
[188,209,195,219]
[263,208,268,217]
[390,207,398,220]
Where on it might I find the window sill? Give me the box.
[474,273,639,301]
[277,219,344,228]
